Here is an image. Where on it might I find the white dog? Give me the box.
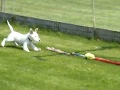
[1,20,41,52]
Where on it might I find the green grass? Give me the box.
[2,0,120,31]
[0,22,120,90]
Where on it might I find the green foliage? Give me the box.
[0,23,120,90]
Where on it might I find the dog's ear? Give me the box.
[29,28,33,34]
[35,28,38,32]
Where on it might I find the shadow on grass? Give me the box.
[75,46,120,53]
[34,53,61,61]
[34,56,46,61]
[0,45,23,50]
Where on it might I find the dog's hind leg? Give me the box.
[1,34,14,47]
[1,38,6,47]
[1,37,14,47]
[14,42,19,46]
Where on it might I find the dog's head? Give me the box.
[28,28,41,43]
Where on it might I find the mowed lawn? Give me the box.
[5,0,120,31]
[0,22,120,90]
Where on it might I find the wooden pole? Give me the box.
[3,0,5,12]
[92,0,95,28]
[1,0,3,12]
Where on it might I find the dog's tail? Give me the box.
[7,20,14,32]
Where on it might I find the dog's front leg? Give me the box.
[23,42,30,52]
[30,43,41,51]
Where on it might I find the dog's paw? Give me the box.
[38,48,41,51]
[23,46,30,52]
[24,49,30,52]
[1,40,5,47]
[34,48,41,51]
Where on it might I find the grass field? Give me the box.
[0,22,120,90]
[3,0,120,31]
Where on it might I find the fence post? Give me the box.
[1,0,5,12]
[1,0,2,12]
[92,0,96,39]
[4,0,6,12]
[92,0,95,28]
[3,0,5,12]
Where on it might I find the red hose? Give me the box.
[94,57,120,65]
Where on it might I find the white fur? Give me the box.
[1,20,41,52]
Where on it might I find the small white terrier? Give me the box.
[1,20,41,52]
